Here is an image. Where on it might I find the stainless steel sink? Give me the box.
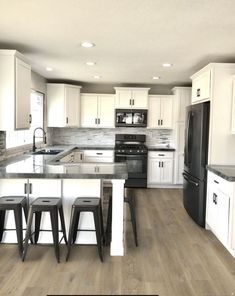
[33,149,63,155]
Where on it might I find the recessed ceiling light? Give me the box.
[46,67,53,71]
[152,76,160,80]
[162,63,173,67]
[86,61,96,66]
[81,41,95,48]
[93,75,101,79]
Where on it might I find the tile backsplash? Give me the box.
[47,127,173,147]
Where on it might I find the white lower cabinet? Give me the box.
[206,171,235,256]
[147,152,174,186]
[0,178,62,243]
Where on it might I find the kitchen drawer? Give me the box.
[148,151,174,159]
[207,171,233,197]
[83,150,114,157]
[83,156,113,163]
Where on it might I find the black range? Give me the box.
[114,134,147,188]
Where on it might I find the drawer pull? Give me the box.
[96,153,103,155]
[158,154,165,156]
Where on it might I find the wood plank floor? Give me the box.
[0,188,235,296]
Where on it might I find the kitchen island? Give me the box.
[0,149,128,256]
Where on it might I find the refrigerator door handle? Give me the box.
[182,173,199,187]
[185,112,191,166]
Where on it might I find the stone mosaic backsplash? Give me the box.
[47,127,173,147]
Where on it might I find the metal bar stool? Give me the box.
[22,197,67,263]
[106,188,138,247]
[66,197,104,262]
[0,196,29,256]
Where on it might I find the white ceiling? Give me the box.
[1,0,235,85]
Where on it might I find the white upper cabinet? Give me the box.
[191,69,211,104]
[0,50,31,130]
[80,94,115,128]
[114,87,150,109]
[148,95,173,129]
[47,84,81,127]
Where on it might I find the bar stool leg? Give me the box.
[128,196,138,247]
[34,212,42,244]
[99,204,105,244]
[66,206,78,261]
[58,205,68,245]
[22,206,34,261]
[105,196,112,246]
[93,210,103,262]
[72,212,80,244]
[22,201,33,244]
[13,205,23,256]
[0,210,6,242]
[50,209,59,263]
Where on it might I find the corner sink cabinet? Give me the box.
[59,149,114,164]
[206,171,235,257]
[0,50,31,130]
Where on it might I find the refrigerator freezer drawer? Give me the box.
[183,172,206,227]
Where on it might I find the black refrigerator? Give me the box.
[183,101,210,227]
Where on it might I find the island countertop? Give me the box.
[0,146,127,179]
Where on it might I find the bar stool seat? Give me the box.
[66,197,104,262]
[106,189,138,247]
[22,197,67,263]
[0,196,28,256]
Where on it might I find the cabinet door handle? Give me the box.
[29,183,32,194]
[158,119,160,126]
[213,193,217,204]
[129,99,132,106]
[29,114,32,124]
[80,154,83,161]
[214,180,219,184]
[161,161,164,167]
[95,118,97,124]
[159,162,160,167]
[66,117,68,124]
[161,119,163,125]
[98,118,100,124]
[197,88,201,97]
[132,99,134,106]
[24,183,27,194]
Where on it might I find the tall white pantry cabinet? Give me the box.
[172,87,191,185]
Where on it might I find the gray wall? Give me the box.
[48,127,173,147]
[47,80,190,95]
[31,71,47,94]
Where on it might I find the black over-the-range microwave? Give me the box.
[115,109,148,127]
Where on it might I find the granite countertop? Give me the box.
[0,145,127,180]
[207,165,235,182]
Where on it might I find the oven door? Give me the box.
[115,153,147,187]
